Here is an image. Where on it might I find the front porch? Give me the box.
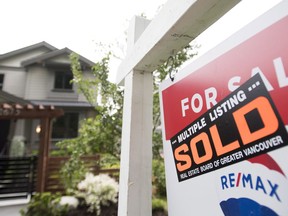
[0,91,120,211]
[0,90,63,203]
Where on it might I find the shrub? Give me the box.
[75,173,119,216]
[152,159,166,198]
[20,192,68,216]
[21,173,119,216]
[152,198,168,215]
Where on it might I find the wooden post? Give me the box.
[36,117,52,192]
[118,17,153,216]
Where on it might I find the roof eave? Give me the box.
[0,41,58,61]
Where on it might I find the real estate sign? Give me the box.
[159,2,288,215]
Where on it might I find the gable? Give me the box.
[21,47,95,69]
[0,42,57,67]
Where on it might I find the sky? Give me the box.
[0,0,166,58]
[0,0,282,82]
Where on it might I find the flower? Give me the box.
[59,196,79,208]
[76,173,119,215]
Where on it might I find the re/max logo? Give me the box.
[221,172,281,202]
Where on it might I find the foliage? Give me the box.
[56,53,123,192]
[61,149,87,192]
[21,176,118,216]
[152,159,166,198]
[69,52,123,158]
[62,44,197,161]
[152,198,168,213]
[56,129,90,191]
[99,153,120,169]
[57,42,197,196]
[20,192,68,216]
[75,173,119,216]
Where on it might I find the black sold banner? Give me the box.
[170,74,288,182]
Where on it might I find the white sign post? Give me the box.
[116,1,241,215]
[117,16,153,216]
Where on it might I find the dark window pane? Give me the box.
[54,73,64,89]
[54,71,73,90]
[64,74,73,89]
[0,74,4,90]
[52,112,79,139]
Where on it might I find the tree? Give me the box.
[58,53,123,158]
[57,42,198,192]
[56,53,123,190]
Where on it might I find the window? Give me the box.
[52,112,79,139]
[0,74,4,90]
[54,71,73,90]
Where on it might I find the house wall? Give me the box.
[14,120,25,136]
[24,65,93,102]
[25,56,92,102]
[77,71,96,102]
[0,68,27,98]
[46,65,79,101]
[28,119,41,153]
[24,65,49,100]
[0,47,53,98]
[23,65,80,101]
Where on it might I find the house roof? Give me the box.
[0,90,35,105]
[0,41,95,68]
[0,90,63,119]
[21,47,95,67]
[0,41,57,60]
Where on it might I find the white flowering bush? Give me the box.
[76,173,119,215]
[59,196,79,209]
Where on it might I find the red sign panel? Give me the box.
[162,15,288,140]
[170,74,288,182]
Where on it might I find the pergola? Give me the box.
[0,90,63,192]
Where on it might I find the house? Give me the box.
[0,41,96,156]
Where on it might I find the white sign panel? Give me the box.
[159,2,288,215]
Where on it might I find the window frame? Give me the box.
[53,71,74,91]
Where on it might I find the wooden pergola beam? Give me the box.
[0,105,63,119]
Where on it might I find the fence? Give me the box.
[0,156,37,200]
[0,155,119,199]
[45,155,120,193]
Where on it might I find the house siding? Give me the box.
[77,71,96,102]
[0,68,27,97]
[47,66,79,101]
[24,65,49,100]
